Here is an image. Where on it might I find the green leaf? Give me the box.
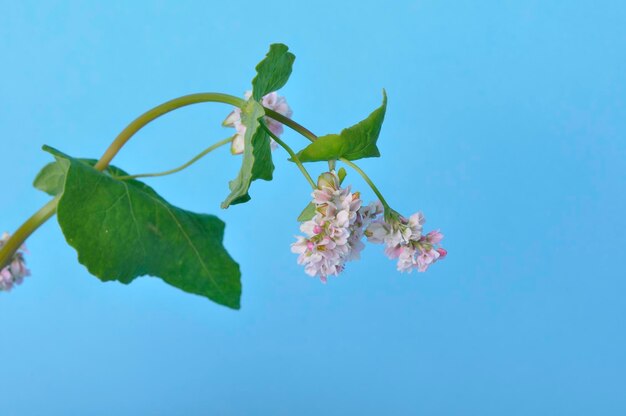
[338,167,347,184]
[221,99,274,208]
[295,90,387,162]
[43,146,242,309]
[220,43,294,208]
[252,43,295,101]
[34,158,105,196]
[297,202,316,222]
[33,159,70,196]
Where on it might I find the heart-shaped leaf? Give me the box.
[41,146,242,309]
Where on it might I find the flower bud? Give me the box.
[317,172,339,190]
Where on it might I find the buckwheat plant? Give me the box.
[0,44,446,309]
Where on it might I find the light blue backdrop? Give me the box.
[1,1,625,415]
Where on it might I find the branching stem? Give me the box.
[0,92,388,268]
[114,136,233,181]
[260,122,316,189]
[339,158,391,211]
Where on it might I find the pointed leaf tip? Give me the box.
[252,44,295,101]
[294,90,387,163]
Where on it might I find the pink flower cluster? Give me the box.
[0,232,31,292]
[223,91,292,154]
[366,214,447,273]
[292,173,447,281]
[291,172,382,282]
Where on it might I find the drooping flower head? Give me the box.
[0,232,31,292]
[291,169,446,279]
[366,212,446,273]
[223,91,292,155]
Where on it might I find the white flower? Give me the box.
[366,215,415,247]
[345,201,382,261]
[291,215,350,282]
[397,246,417,272]
[366,214,446,273]
[407,212,425,241]
[223,91,292,155]
[0,232,31,292]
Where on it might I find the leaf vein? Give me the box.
[123,182,147,265]
[151,197,225,298]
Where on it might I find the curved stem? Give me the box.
[0,91,373,269]
[0,197,59,269]
[264,109,393,211]
[339,158,391,210]
[263,109,316,143]
[1,93,246,269]
[260,123,316,189]
[95,93,245,171]
[115,136,233,181]
[264,109,335,171]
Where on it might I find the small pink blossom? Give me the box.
[415,247,442,272]
[0,232,31,292]
[366,211,420,247]
[223,91,292,155]
[365,213,446,273]
[346,201,383,261]
[426,230,444,244]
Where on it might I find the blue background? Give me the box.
[2,1,625,414]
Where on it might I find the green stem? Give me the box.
[0,197,59,269]
[260,122,316,189]
[1,92,247,269]
[263,110,334,173]
[95,93,245,171]
[263,109,316,143]
[0,91,372,268]
[115,136,233,181]
[267,106,393,211]
[339,158,391,210]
